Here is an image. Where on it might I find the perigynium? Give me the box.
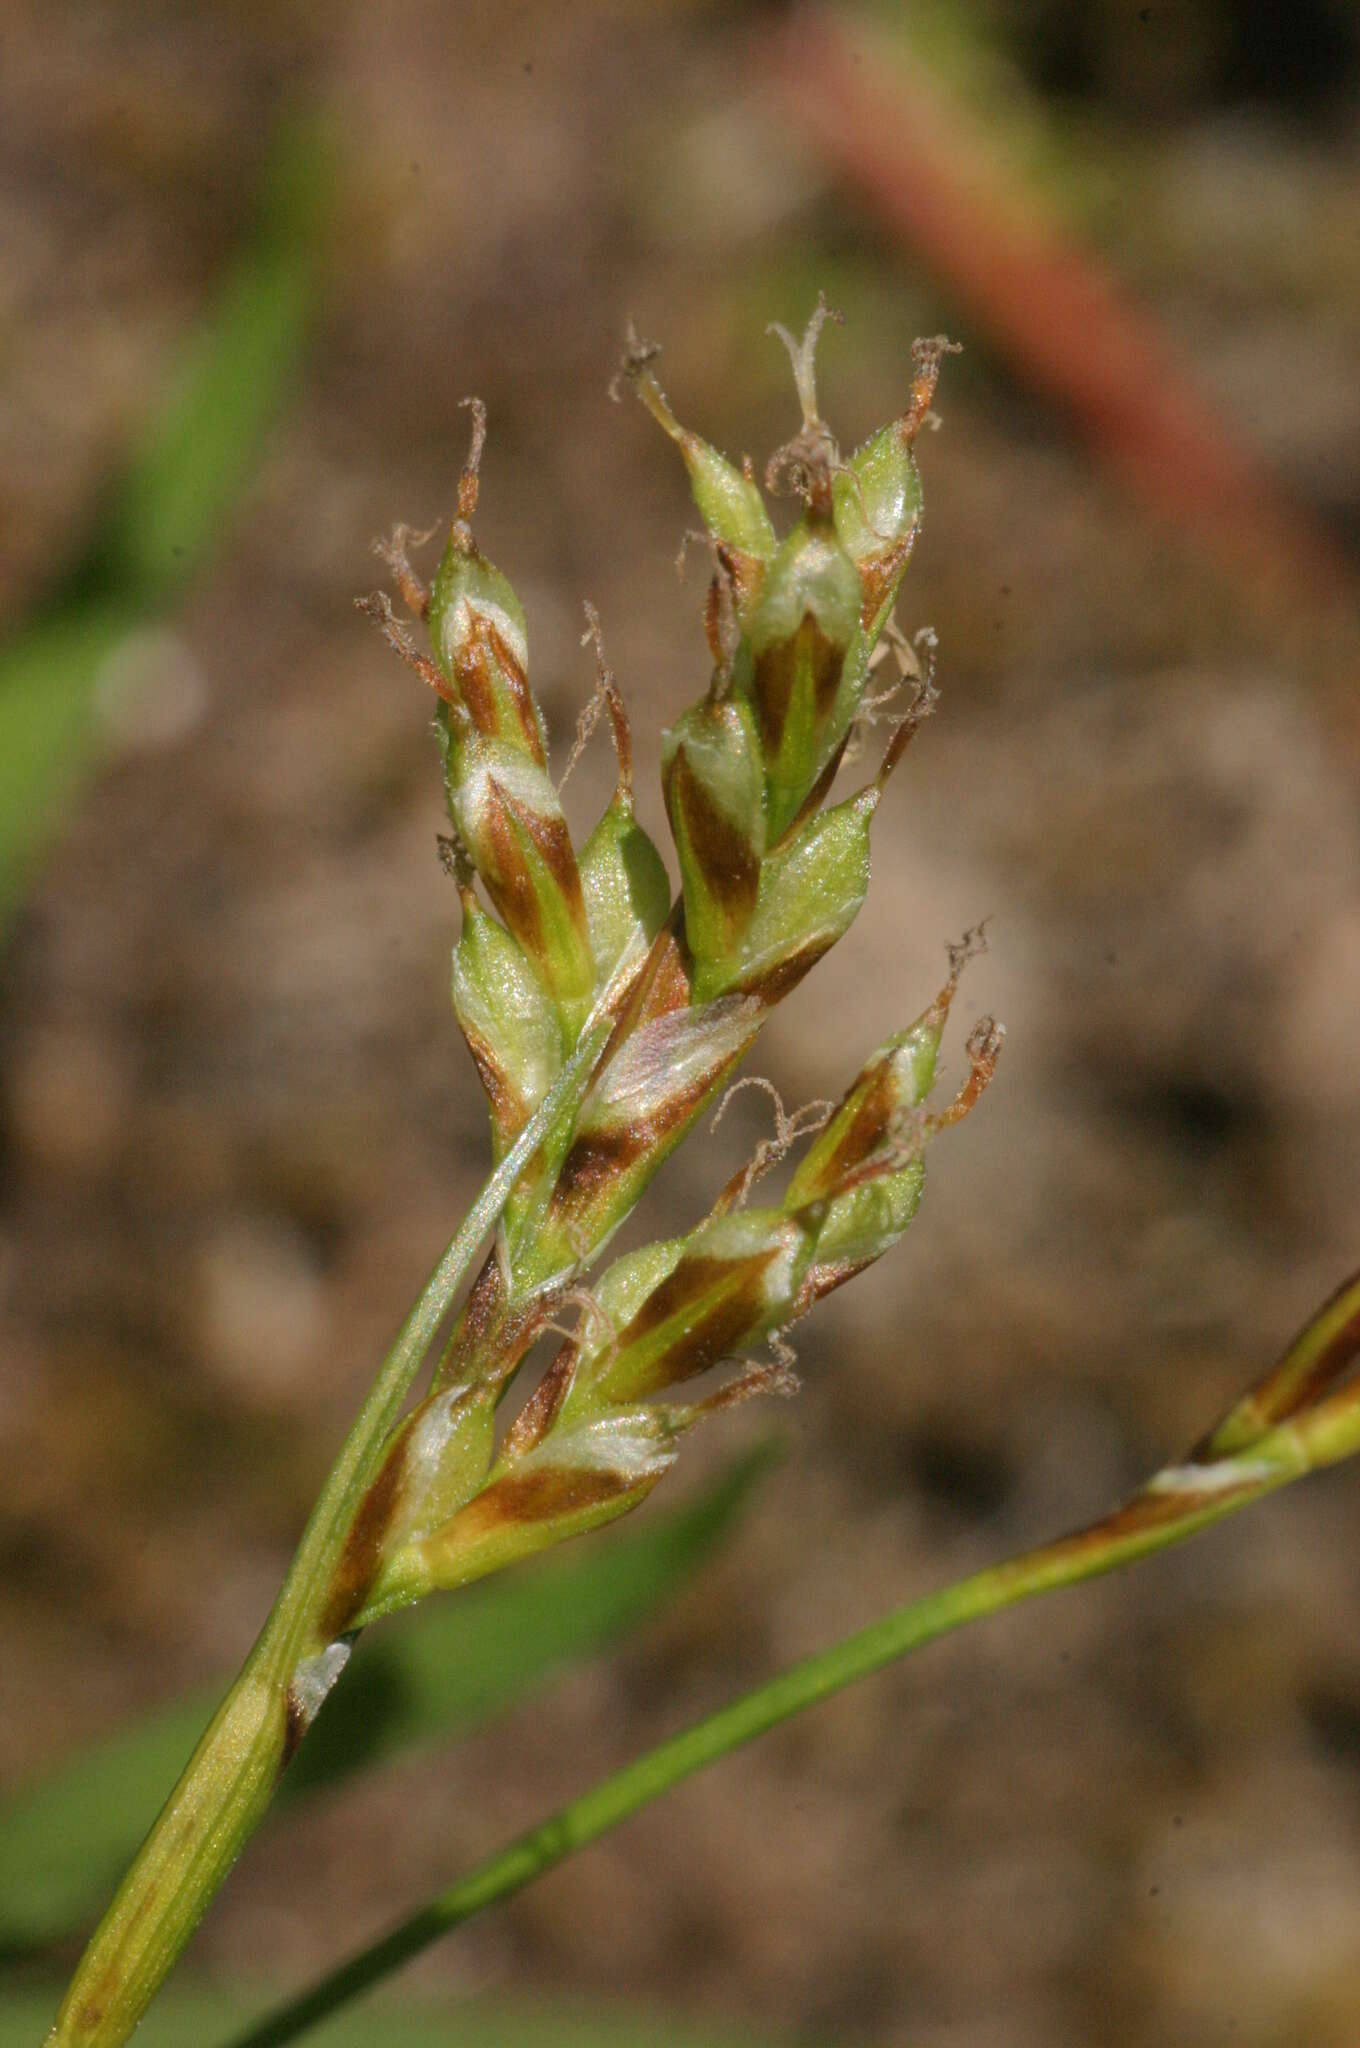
[47,301,995,2047]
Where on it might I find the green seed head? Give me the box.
[616,323,775,625]
[47,315,1001,2048]
[427,538,546,763]
[358,312,992,1617]
[451,887,563,1160]
[578,792,672,989]
[520,991,766,1287]
[638,299,929,867]
[833,336,955,636]
[790,952,1001,1300]
[787,997,950,1210]
[385,1405,681,1608]
[713,789,874,1005]
[582,1207,818,1408]
[437,715,596,1038]
[662,694,766,976]
[372,1379,500,1556]
[740,520,865,840]
[421,398,549,765]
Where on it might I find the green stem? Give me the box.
[225,1378,1360,2048]
[45,1010,619,2048]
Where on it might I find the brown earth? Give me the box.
[3,5,1360,2045]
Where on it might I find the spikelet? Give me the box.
[339,304,998,1636]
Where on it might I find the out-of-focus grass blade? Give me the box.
[0,1447,771,1948]
[0,115,333,928]
[0,1987,796,2048]
[80,117,332,599]
[0,603,144,913]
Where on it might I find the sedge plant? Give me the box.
[45,305,1360,2048]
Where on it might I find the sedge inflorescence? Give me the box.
[347,303,1001,1631]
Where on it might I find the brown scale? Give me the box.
[544,999,765,1244]
[439,1459,640,1546]
[805,1058,899,1193]
[750,610,845,761]
[665,745,761,946]
[607,1248,786,1399]
[857,536,915,630]
[734,931,841,1007]
[458,1016,529,1144]
[472,775,588,975]
[500,1342,581,1462]
[454,616,546,764]
[548,1114,649,1218]
[433,1256,544,1398]
[318,1436,410,1641]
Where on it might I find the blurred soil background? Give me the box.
[3,2,1360,2044]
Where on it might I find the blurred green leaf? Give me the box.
[0,114,333,929]
[84,116,332,598]
[0,1447,772,1947]
[0,1987,798,2048]
[0,603,144,909]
